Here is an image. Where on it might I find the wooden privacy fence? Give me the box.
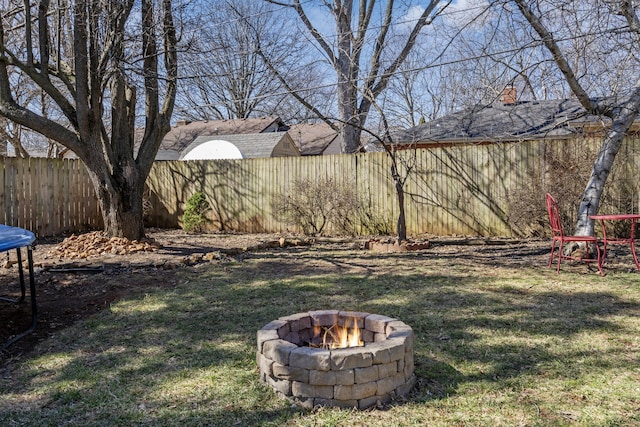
[0,157,101,237]
[146,136,640,237]
[2,137,639,238]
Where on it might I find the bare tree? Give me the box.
[510,0,640,236]
[0,0,178,239]
[177,0,287,120]
[175,0,331,123]
[0,56,54,157]
[261,0,451,153]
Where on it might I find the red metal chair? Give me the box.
[545,193,603,275]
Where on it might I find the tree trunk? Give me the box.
[391,162,407,242]
[574,113,638,236]
[513,0,640,237]
[340,120,362,153]
[100,189,145,239]
[0,1,177,241]
[84,152,146,240]
[396,179,407,242]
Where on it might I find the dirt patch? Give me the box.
[0,229,303,360]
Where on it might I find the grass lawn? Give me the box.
[1,242,639,426]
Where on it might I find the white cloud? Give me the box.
[442,0,491,29]
[398,1,490,32]
[404,5,426,25]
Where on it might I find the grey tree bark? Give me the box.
[0,0,178,239]
[263,0,449,153]
[513,0,640,236]
[177,0,289,121]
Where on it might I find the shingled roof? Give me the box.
[159,116,287,153]
[181,132,299,159]
[387,98,612,148]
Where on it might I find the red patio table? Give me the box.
[589,213,640,270]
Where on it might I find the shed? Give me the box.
[179,132,300,160]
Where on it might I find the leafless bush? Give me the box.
[358,209,394,235]
[506,143,594,237]
[272,178,361,236]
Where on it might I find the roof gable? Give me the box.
[160,117,286,153]
[287,123,341,155]
[181,132,299,159]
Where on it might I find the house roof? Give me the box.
[181,132,298,159]
[286,123,340,155]
[159,116,287,153]
[391,98,612,147]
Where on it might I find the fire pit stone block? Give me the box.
[292,381,333,399]
[265,375,292,396]
[263,339,297,365]
[308,309,340,327]
[257,311,415,409]
[256,329,279,352]
[279,313,312,331]
[354,365,379,383]
[273,363,310,382]
[365,314,396,333]
[309,369,337,385]
[290,347,331,371]
[331,349,373,370]
[256,352,273,380]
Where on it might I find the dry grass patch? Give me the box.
[0,241,639,426]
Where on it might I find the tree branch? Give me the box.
[513,0,603,116]
[620,0,640,34]
[266,0,338,67]
[367,0,448,100]
[254,42,340,133]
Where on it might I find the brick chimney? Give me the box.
[502,86,517,105]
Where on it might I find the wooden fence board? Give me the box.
[2,137,640,238]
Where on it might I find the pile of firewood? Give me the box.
[50,232,161,259]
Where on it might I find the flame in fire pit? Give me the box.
[311,316,363,349]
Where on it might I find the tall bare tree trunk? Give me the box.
[575,97,640,235]
[263,0,446,153]
[513,0,640,237]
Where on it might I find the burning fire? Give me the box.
[311,316,363,349]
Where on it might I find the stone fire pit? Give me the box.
[256,310,415,409]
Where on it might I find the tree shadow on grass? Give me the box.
[1,246,639,425]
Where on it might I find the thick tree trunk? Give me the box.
[574,133,625,237]
[336,49,362,153]
[85,158,146,240]
[574,103,640,236]
[101,192,145,239]
[340,121,362,153]
[0,1,176,241]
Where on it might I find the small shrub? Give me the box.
[359,209,394,235]
[182,191,210,233]
[273,178,361,236]
[506,141,595,237]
